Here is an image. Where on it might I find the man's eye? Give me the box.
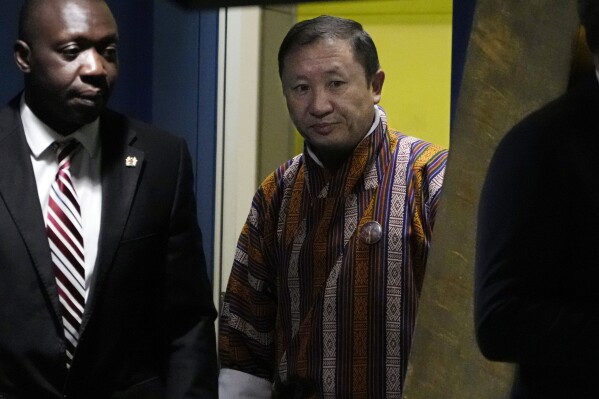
[61,46,81,59]
[293,84,309,93]
[329,81,344,88]
[102,46,118,61]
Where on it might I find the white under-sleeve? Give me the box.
[219,368,272,398]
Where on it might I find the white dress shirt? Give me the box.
[20,96,102,301]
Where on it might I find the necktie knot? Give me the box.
[53,140,81,168]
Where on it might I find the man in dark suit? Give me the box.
[475,1,599,397]
[0,0,218,397]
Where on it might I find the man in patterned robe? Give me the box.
[219,15,448,398]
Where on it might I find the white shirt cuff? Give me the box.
[219,368,272,398]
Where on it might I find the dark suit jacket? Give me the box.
[0,97,218,398]
[475,75,599,398]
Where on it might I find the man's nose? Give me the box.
[80,49,106,76]
[308,87,333,116]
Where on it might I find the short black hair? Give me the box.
[578,0,599,53]
[278,15,380,84]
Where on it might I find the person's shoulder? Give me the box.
[0,95,20,112]
[488,79,599,173]
[261,154,303,190]
[0,95,23,133]
[100,108,183,146]
[390,130,448,165]
[506,75,598,144]
[245,155,303,231]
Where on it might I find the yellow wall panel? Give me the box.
[299,0,452,15]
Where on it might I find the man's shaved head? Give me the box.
[14,0,118,134]
[18,0,109,43]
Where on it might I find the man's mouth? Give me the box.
[73,90,104,107]
[311,123,336,135]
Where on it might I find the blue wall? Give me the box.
[105,0,155,122]
[149,1,219,280]
[0,2,24,104]
[0,1,219,280]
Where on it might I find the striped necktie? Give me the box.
[46,140,85,367]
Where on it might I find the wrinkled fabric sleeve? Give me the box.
[219,170,284,398]
[409,143,448,291]
[422,146,448,232]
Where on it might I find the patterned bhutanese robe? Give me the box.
[219,107,448,398]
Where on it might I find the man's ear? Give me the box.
[14,40,32,73]
[371,69,385,104]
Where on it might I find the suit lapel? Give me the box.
[80,112,145,333]
[0,101,63,327]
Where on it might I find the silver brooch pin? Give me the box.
[359,221,383,245]
[125,156,138,167]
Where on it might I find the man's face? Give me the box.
[15,0,118,134]
[281,38,384,169]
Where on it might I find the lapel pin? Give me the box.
[359,221,383,245]
[125,156,138,167]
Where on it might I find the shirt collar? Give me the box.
[306,105,381,168]
[20,95,100,159]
